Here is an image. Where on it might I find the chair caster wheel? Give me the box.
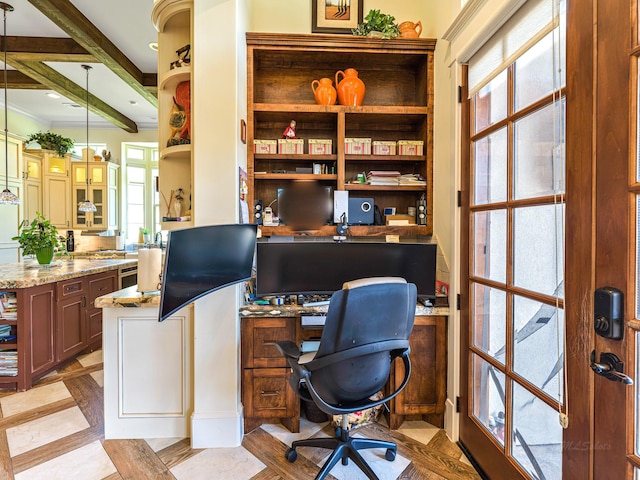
[285,448,297,463]
[335,427,342,437]
[385,449,396,462]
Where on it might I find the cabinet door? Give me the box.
[72,185,88,228]
[0,137,22,183]
[24,284,56,379]
[56,296,86,362]
[89,186,106,229]
[87,271,117,345]
[24,179,42,226]
[43,175,71,229]
[389,315,446,428]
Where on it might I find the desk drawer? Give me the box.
[243,368,296,419]
[242,317,296,368]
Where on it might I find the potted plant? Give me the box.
[12,212,66,264]
[26,131,75,157]
[352,9,401,39]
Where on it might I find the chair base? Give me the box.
[286,426,397,480]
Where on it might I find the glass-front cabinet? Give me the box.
[71,162,119,230]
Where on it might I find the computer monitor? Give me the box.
[277,183,333,230]
[255,240,437,299]
[159,224,257,321]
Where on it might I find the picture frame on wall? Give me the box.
[312,0,363,34]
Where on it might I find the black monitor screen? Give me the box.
[256,241,436,299]
[277,184,333,230]
[159,224,257,321]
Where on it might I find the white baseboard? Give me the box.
[444,397,460,442]
[191,408,244,448]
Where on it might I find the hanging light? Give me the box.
[78,64,96,213]
[0,2,17,206]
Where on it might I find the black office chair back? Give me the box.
[311,278,417,406]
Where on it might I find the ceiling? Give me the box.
[3,0,158,133]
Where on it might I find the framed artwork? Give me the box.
[312,0,363,34]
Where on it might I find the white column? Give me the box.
[191,0,248,448]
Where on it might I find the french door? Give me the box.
[460,1,640,478]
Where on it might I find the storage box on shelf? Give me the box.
[246,33,435,237]
[153,0,193,231]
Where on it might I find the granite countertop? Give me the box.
[0,258,137,289]
[240,303,449,317]
[95,285,160,308]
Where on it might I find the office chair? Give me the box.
[276,277,417,480]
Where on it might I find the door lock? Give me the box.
[590,350,633,385]
[594,286,624,340]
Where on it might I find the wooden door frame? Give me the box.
[460,1,634,478]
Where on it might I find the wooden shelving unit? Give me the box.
[246,33,436,237]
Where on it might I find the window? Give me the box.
[122,144,159,243]
[464,0,566,478]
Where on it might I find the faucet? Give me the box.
[155,231,164,249]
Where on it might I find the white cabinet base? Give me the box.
[103,306,192,439]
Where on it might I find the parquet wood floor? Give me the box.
[0,351,483,479]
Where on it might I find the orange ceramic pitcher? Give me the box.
[311,78,337,105]
[335,68,365,106]
[399,20,422,38]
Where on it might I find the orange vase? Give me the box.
[335,68,365,106]
[311,78,337,105]
[399,20,422,38]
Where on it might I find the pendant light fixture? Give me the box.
[0,2,18,206]
[78,64,96,213]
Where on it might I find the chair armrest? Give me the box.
[304,348,412,416]
[275,340,300,360]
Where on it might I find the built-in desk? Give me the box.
[239,303,449,433]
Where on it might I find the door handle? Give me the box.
[590,350,633,384]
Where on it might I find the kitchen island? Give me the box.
[96,286,192,439]
[0,258,136,390]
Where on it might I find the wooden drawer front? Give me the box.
[243,368,295,418]
[88,273,116,304]
[57,278,86,300]
[242,317,295,368]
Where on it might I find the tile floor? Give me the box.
[0,350,482,479]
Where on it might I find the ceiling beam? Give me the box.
[6,36,93,61]
[27,0,158,108]
[8,58,138,133]
[6,71,47,89]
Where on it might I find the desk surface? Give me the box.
[240,303,449,317]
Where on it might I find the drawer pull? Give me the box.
[99,287,107,291]
[260,390,280,397]
[65,284,81,293]
[261,341,276,346]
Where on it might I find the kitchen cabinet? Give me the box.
[39,150,72,230]
[87,270,117,348]
[246,33,435,237]
[56,270,118,362]
[56,277,87,362]
[71,162,119,230]
[152,0,193,231]
[22,152,42,226]
[0,138,23,264]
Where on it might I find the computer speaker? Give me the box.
[416,197,427,225]
[254,200,263,225]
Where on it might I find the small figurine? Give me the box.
[282,120,297,139]
[170,44,191,70]
[101,149,111,162]
[167,96,187,147]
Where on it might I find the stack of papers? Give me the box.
[0,292,17,320]
[0,350,17,376]
[367,171,401,185]
[366,171,426,186]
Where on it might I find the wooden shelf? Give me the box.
[247,33,435,237]
[160,143,191,161]
[159,67,192,91]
